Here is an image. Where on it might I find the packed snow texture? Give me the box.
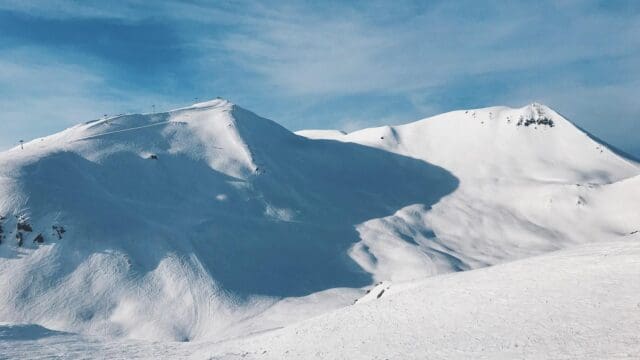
[0,100,638,358]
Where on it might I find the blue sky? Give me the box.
[0,0,638,156]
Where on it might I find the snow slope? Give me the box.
[199,239,640,359]
[0,99,638,349]
[1,239,638,359]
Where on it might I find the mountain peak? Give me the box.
[174,97,233,112]
[527,101,551,111]
[1,98,294,180]
[511,103,557,128]
[300,103,638,182]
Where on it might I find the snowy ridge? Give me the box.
[0,99,638,354]
[299,103,639,182]
[1,99,266,179]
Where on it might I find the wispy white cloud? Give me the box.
[213,1,640,97]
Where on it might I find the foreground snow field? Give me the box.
[0,99,638,358]
[1,239,638,359]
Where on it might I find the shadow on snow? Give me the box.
[11,114,459,298]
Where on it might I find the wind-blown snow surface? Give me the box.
[0,100,638,357]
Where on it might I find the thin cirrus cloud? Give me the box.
[218,1,637,95]
[0,0,638,156]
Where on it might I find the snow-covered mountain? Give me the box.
[299,103,639,282]
[0,99,638,352]
[0,99,457,341]
[300,103,638,181]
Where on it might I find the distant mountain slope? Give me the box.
[0,100,637,343]
[298,103,639,182]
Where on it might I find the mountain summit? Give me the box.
[300,103,638,182]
